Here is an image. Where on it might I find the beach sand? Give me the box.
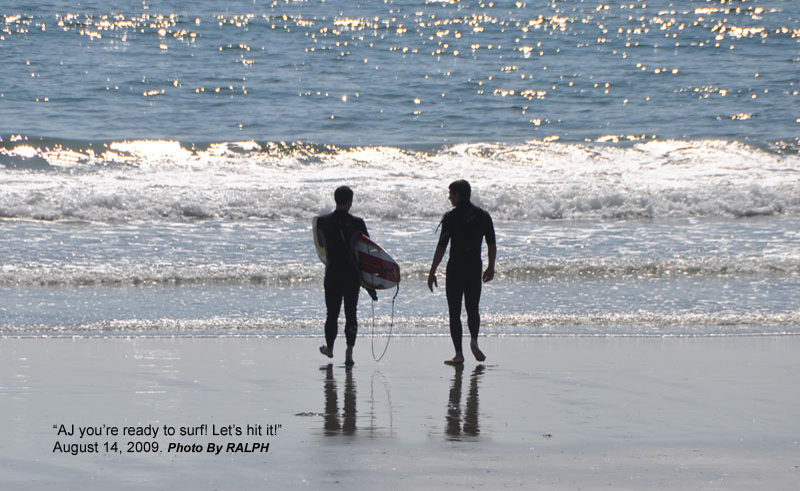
[1,335,798,490]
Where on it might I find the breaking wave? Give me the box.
[2,136,798,222]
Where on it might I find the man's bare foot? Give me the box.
[470,340,486,362]
[345,346,354,367]
[319,345,333,358]
[444,353,465,366]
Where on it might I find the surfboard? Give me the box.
[352,234,401,289]
[312,217,328,265]
[312,217,401,290]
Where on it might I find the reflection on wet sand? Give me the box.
[322,364,356,435]
[446,365,484,440]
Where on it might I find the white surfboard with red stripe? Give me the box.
[312,218,401,290]
[352,234,401,290]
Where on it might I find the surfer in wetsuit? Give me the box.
[316,186,372,367]
[428,180,496,366]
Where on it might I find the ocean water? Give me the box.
[1,0,798,338]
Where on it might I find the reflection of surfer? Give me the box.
[321,364,357,435]
[316,186,372,367]
[428,180,496,366]
[445,365,484,440]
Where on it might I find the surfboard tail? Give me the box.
[353,234,401,289]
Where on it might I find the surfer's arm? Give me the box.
[427,246,446,291]
[483,243,496,283]
[482,212,496,282]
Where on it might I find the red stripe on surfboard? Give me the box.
[359,253,401,283]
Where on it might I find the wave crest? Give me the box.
[2,137,798,222]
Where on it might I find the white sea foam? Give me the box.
[0,261,318,287]
[3,312,799,337]
[2,255,798,287]
[1,139,798,222]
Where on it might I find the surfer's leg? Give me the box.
[324,282,343,351]
[464,270,482,339]
[445,277,463,351]
[342,278,360,366]
[468,339,486,362]
[342,282,360,347]
[445,267,465,365]
[465,267,485,362]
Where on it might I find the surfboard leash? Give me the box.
[370,282,399,363]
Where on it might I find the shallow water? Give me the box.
[1,0,798,338]
[2,216,798,336]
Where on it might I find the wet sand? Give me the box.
[1,335,798,490]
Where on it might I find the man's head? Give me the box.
[334,185,354,209]
[448,179,471,205]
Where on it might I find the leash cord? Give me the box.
[371,282,398,362]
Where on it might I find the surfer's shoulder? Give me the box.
[439,209,455,228]
[469,202,491,219]
[353,215,368,233]
[316,212,334,225]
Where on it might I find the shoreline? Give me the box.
[2,335,798,490]
[3,331,800,339]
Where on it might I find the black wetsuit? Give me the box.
[316,210,368,348]
[437,201,496,351]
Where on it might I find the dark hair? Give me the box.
[334,185,354,205]
[448,179,471,202]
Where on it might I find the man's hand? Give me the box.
[482,266,495,283]
[427,272,438,292]
[366,287,378,301]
